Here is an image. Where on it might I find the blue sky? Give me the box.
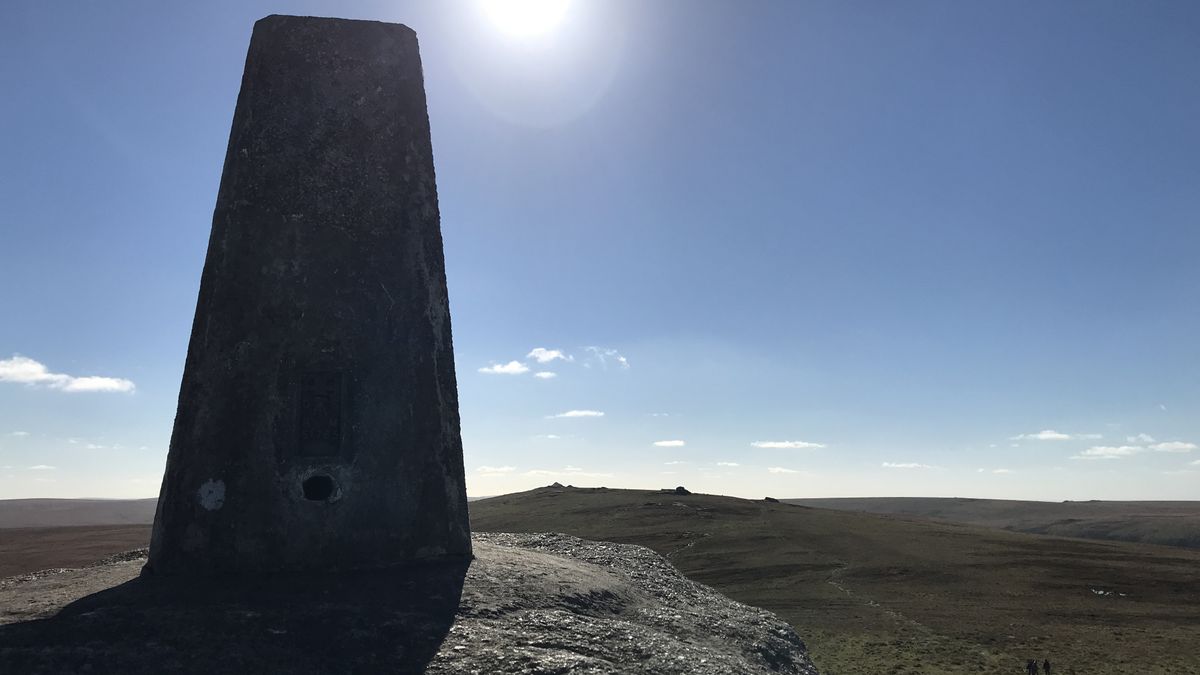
[1,0,1197,500]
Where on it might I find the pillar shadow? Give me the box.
[0,558,471,674]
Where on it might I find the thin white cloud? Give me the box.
[653,440,685,447]
[1071,445,1144,460]
[1160,403,1168,411]
[8,431,30,437]
[1071,441,1197,460]
[27,465,56,470]
[1010,429,1105,441]
[768,466,800,474]
[85,443,106,450]
[649,412,670,417]
[476,465,516,475]
[1150,441,1197,453]
[992,468,1014,474]
[717,461,740,467]
[583,346,630,369]
[527,347,572,364]
[478,361,530,375]
[882,462,933,469]
[1012,429,1071,441]
[1191,459,1200,466]
[547,410,605,419]
[751,440,826,450]
[1127,433,1156,444]
[525,467,613,479]
[663,460,688,465]
[535,434,562,440]
[0,355,135,393]
[533,371,557,379]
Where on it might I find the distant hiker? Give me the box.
[1043,659,1051,674]
[1026,660,1039,674]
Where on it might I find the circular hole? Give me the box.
[302,474,335,501]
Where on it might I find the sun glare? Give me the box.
[481,0,570,38]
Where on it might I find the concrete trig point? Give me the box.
[146,15,471,574]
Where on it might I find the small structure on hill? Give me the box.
[146,15,471,575]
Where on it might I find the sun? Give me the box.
[480,0,571,38]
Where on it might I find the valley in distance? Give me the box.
[2,487,1198,675]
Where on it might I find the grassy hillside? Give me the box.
[786,497,1200,550]
[471,486,1200,675]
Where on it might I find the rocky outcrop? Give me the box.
[0,532,817,674]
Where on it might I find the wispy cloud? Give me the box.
[535,434,562,440]
[526,466,613,479]
[1072,441,1196,460]
[27,465,56,470]
[649,412,670,418]
[717,461,740,467]
[475,465,516,475]
[767,466,800,474]
[1191,459,1200,466]
[1071,445,1143,460]
[751,440,826,450]
[1127,433,1156,444]
[653,440,685,447]
[478,360,530,375]
[664,460,688,465]
[0,355,135,393]
[1010,429,1100,441]
[7,431,30,437]
[882,462,933,469]
[1150,441,1196,453]
[548,410,605,419]
[533,371,557,379]
[583,347,630,370]
[527,347,572,364]
[992,468,1014,474]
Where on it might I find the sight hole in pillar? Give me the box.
[302,474,336,501]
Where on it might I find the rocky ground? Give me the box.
[0,532,818,674]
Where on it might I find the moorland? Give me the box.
[787,497,1200,549]
[3,489,1199,674]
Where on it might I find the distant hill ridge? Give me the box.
[785,497,1200,550]
[6,495,1200,550]
[0,499,158,529]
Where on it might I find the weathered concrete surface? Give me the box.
[148,14,470,574]
[0,534,820,674]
